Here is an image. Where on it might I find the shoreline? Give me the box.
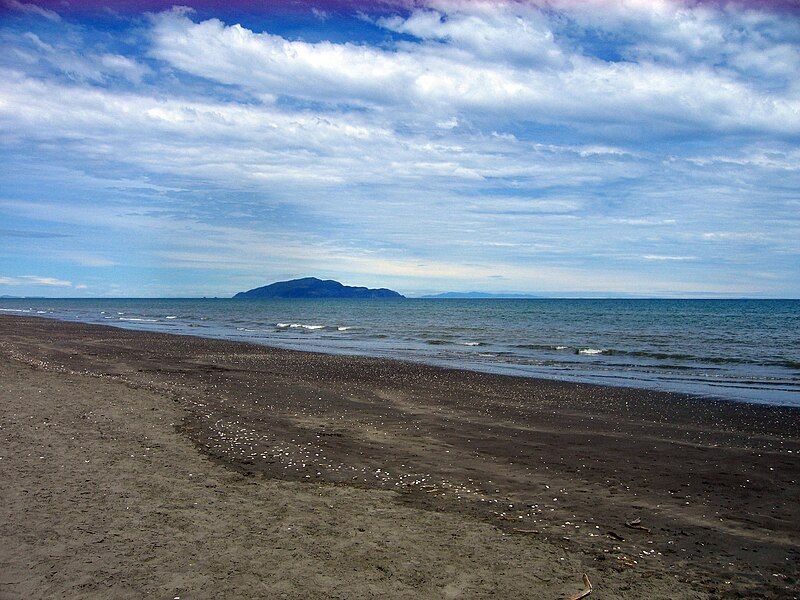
[2,314,799,598]
[3,311,798,409]
[2,300,797,407]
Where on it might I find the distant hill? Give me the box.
[233,277,404,299]
[420,291,541,299]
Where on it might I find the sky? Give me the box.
[1,0,799,298]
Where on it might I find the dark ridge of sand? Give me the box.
[1,315,798,599]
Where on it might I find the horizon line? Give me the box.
[2,295,799,301]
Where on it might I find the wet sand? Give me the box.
[1,315,798,599]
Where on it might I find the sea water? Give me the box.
[1,298,798,407]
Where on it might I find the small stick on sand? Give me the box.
[567,574,593,600]
[624,517,651,533]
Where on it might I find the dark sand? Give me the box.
[1,315,798,599]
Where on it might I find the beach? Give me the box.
[1,315,798,599]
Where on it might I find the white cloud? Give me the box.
[611,218,676,226]
[3,0,60,21]
[0,67,644,193]
[642,255,695,261]
[56,252,115,267]
[549,0,800,82]
[377,4,564,66]
[146,5,800,136]
[700,232,763,241]
[98,54,152,83]
[11,31,152,84]
[0,275,73,286]
[435,116,458,129]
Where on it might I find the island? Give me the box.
[233,277,404,299]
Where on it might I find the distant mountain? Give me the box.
[233,277,404,299]
[420,292,541,299]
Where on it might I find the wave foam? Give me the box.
[277,323,325,330]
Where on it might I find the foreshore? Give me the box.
[1,315,798,599]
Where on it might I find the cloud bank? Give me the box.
[0,0,798,296]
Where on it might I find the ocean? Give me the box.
[1,298,798,407]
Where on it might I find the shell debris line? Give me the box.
[184,392,652,572]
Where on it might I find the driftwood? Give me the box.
[606,530,625,541]
[567,574,593,600]
[512,528,540,534]
[624,517,651,533]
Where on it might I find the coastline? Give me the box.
[2,298,796,407]
[1,314,798,598]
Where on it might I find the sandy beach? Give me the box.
[1,315,798,599]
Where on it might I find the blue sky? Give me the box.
[1,0,799,297]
